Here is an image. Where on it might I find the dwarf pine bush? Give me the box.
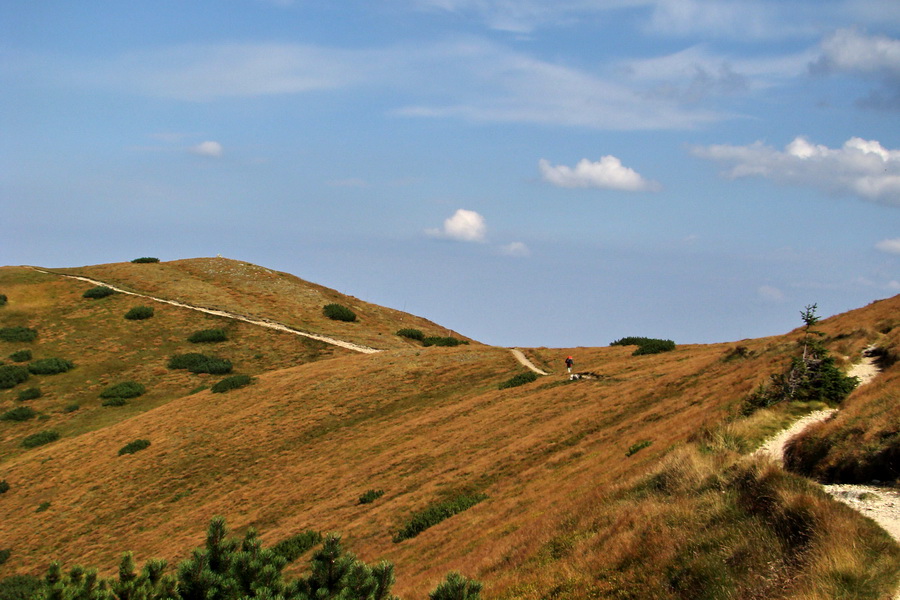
[0,327,37,343]
[0,294,6,307]
[0,480,8,494]
[17,387,41,401]
[102,397,128,407]
[124,306,154,320]
[323,303,357,322]
[82,286,116,299]
[270,530,323,562]
[131,257,159,263]
[358,489,385,504]
[394,492,488,542]
[211,374,252,393]
[100,381,146,399]
[396,328,424,341]
[28,358,75,375]
[626,440,653,457]
[188,328,228,343]
[422,336,466,347]
[21,430,59,448]
[499,372,538,389]
[611,337,676,356]
[168,353,233,374]
[118,439,151,456]
[0,365,29,389]
[1,407,37,422]
[9,350,31,363]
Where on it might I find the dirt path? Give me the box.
[752,347,899,596]
[31,268,381,354]
[510,348,548,375]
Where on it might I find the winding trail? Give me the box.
[510,348,549,375]
[30,268,381,354]
[753,346,900,597]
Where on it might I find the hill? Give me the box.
[1,258,898,599]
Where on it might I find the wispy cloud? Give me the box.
[539,156,661,191]
[876,238,900,254]
[691,136,900,205]
[189,141,224,158]
[24,37,724,130]
[757,284,785,301]
[427,208,488,242]
[500,241,531,257]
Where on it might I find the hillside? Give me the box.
[1,258,899,599]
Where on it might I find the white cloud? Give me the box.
[539,156,661,191]
[691,136,900,205]
[757,285,785,301]
[645,0,816,39]
[189,141,223,158]
[811,28,900,110]
[815,28,900,75]
[427,209,487,242]
[876,238,900,254]
[500,241,530,257]
[889,280,900,290]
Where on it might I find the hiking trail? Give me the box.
[510,348,549,375]
[30,268,381,354]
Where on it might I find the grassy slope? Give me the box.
[52,258,468,350]
[0,265,350,461]
[0,261,898,598]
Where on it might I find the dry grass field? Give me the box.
[1,258,898,599]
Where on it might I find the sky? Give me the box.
[2,0,899,348]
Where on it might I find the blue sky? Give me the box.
[3,1,899,348]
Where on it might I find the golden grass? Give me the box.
[51,258,469,350]
[0,261,898,598]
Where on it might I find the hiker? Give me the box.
[565,356,574,373]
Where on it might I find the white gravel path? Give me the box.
[752,347,899,596]
[509,348,549,375]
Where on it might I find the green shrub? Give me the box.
[611,337,676,355]
[100,381,146,399]
[211,374,252,393]
[270,530,323,562]
[118,439,151,456]
[0,550,8,566]
[124,306,154,320]
[35,502,50,513]
[396,328,425,341]
[9,349,32,362]
[423,336,467,347]
[28,357,75,375]
[323,303,357,322]
[430,572,483,600]
[0,365,30,389]
[188,328,228,343]
[499,372,539,389]
[82,286,116,299]
[1,407,38,422]
[633,339,676,355]
[358,489,385,504]
[102,397,128,407]
[0,480,9,494]
[0,574,44,600]
[17,387,41,401]
[168,353,233,374]
[0,294,6,307]
[626,440,653,457]
[21,430,60,448]
[394,492,488,542]
[131,257,160,263]
[0,327,37,343]
[63,403,79,413]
